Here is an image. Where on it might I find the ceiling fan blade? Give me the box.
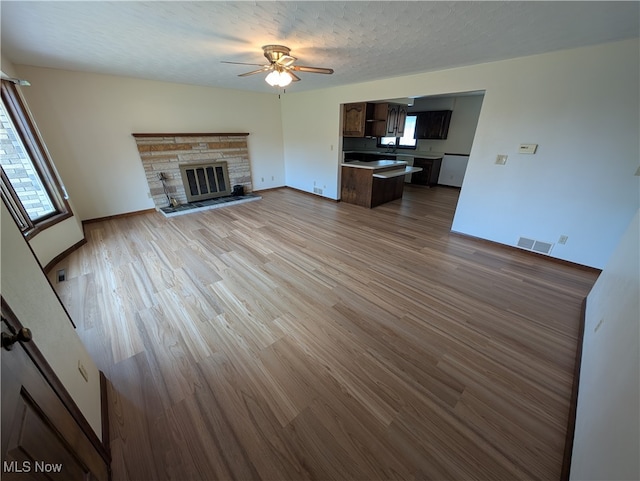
[238,67,271,77]
[292,65,334,75]
[221,61,267,67]
[289,71,301,82]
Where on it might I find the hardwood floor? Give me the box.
[50,186,599,480]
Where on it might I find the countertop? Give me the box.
[373,166,422,178]
[342,160,422,178]
[341,160,407,169]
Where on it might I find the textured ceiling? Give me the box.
[1,1,638,93]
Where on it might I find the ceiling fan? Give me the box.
[222,45,334,88]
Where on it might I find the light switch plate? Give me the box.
[519,144,538,154]
[495,154,508,165]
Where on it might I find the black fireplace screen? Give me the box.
[179,162,231,202]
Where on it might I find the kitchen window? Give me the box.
[379,114,417,149]
[0,79,71,238]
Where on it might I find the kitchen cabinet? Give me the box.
[411,157,443,186]
[386,104,407,137]
[343,102,409,138]
[367,103,388,137]
[341,160,421,208]
[415,110,452,139]
[343,102,371,137]
[342,103,387,138]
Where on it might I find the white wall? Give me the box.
[281,39,639,268]
[453,40,638,269]
[13,66,287,220]
[570,209,639,480]
[410,94,484,155]
[282,88,342,198]
[1,202,103,437]
[28,215,84,267]
[438,154,469,188]
[2,55,85,267]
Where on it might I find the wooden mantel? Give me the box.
[132,132,249,138]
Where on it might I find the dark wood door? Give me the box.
[1,301,110,480]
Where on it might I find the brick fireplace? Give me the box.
[132,133,252,209]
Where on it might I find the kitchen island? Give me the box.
[341,160,421,208]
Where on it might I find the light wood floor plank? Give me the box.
[50,186,599,480]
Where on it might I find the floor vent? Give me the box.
[517,237,553,255]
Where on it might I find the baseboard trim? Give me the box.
[283,186,340,202]
[561,297,588,481]
[82,208,157,225]
[252,186,286,194]
[43,238,87,274]
[449,231,602,273]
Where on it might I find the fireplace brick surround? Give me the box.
[132,133,252,209]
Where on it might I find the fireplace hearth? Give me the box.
[159,192,261,217]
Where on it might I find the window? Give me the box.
[378,114,417,149]
[0,80,71,237]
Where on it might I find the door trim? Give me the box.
[100,370,111,459]
[1,296,111,468]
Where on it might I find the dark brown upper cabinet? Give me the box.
[415,110,452,139]
[343,102,370,137]
[342,102,408,138]
[385,104,407,137]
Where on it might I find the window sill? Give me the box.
[24,211,73,240]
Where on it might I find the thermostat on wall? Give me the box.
[519,143,538,154]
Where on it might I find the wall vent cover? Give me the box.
[532,240,553,254]
[517,236,554,255]
[517,237,535,249]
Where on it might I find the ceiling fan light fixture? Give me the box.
[223,45,332,87]
[265,69,292,87]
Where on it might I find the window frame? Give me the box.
[1,79,72,238]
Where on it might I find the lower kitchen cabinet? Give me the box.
[341,162,420,208]
[371,176,405,207]
[411,157,442,186]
